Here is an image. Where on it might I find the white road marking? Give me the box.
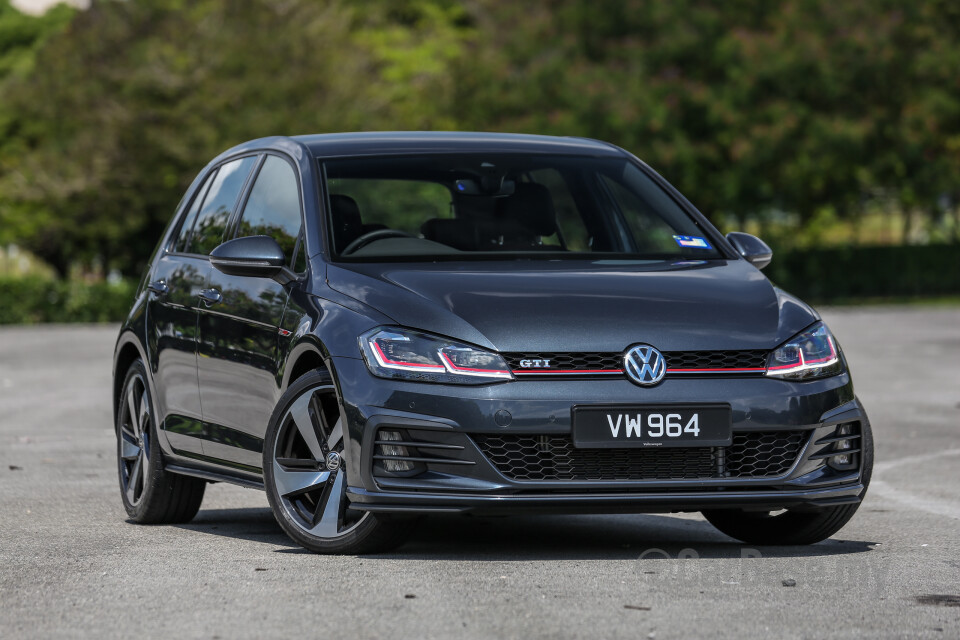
[869,448,960,520]
[873,448,960,473]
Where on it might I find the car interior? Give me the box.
[329,180,566,255]
[322,154,724,260]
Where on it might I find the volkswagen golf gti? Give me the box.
[112,132,873,553]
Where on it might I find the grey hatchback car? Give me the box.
[113,132,872,553]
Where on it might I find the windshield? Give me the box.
[323,154,723,262]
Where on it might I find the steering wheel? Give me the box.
[341,229,414,255]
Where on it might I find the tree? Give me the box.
[457,0,960,237]
[2,0,959,279]
[0,0,474,276]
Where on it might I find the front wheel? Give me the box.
[702,503,863,545]
[703,417,873,545]
[262,370,414,554]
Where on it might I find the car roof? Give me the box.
[217,131,627,161]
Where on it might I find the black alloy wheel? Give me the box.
[263,370,414,554]
[118,369,151,508]
[116,359,205,523]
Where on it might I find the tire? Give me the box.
[262,369,414,554]
[703,417,874,545]
[116,359,206,524]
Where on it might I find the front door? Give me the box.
[197,273,289,471]
[197,154,304,472]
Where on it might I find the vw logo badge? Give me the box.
[325,451,342,472]
[624,344,666,386]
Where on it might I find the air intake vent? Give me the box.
[473,431,806,481]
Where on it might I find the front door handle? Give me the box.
[147,279,169,295]
[198,288,222,306]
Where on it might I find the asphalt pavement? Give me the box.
[1,307,959,639]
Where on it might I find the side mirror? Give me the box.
[210,236,296,284]
[726,232,773,270]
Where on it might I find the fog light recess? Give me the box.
[375,430,417,473]
[826,422,860,471]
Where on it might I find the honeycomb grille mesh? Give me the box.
[663,350,768,370]
[503,352,623,371]
[724,431,806,477]
[503,350,768,374]
[473,431,806,481]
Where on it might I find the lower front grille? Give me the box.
[472,431,806,481]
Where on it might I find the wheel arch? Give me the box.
[281,336,336,392]
[278,334,363,487]
[113,332,150,426]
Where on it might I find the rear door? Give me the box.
[197,154,305,471]
[146,172,215,457]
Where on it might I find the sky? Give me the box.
[11,0,88,14]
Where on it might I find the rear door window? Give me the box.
[174,172,215,254]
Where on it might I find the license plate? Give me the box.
[571,404,731,448]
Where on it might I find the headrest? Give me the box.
[500,183,557,236]
[329,194,362,251]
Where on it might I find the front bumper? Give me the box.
[331,356,870,515]
[347,484,865,515]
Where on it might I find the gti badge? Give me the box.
[519,359,551,369]
[624,345,666,386]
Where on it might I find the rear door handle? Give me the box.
[147,279,169,295]
[198,288,222,305]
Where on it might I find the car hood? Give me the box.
[325,260,818,352]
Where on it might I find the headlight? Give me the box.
[359,327,513,384]
[766,322,844,380]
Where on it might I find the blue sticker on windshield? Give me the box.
[673,235,712,249]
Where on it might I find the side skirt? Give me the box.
[165,463,265,490]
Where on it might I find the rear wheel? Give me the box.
[262,370,414,554]
[116,359,205,523]
[703,418,873,545]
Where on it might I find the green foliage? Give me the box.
[0,0,474,277]
[768,244,960,303]
[0,276,136,323]
[458,0,960,228]
[0,0,73,78]
[0,0,958,285]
